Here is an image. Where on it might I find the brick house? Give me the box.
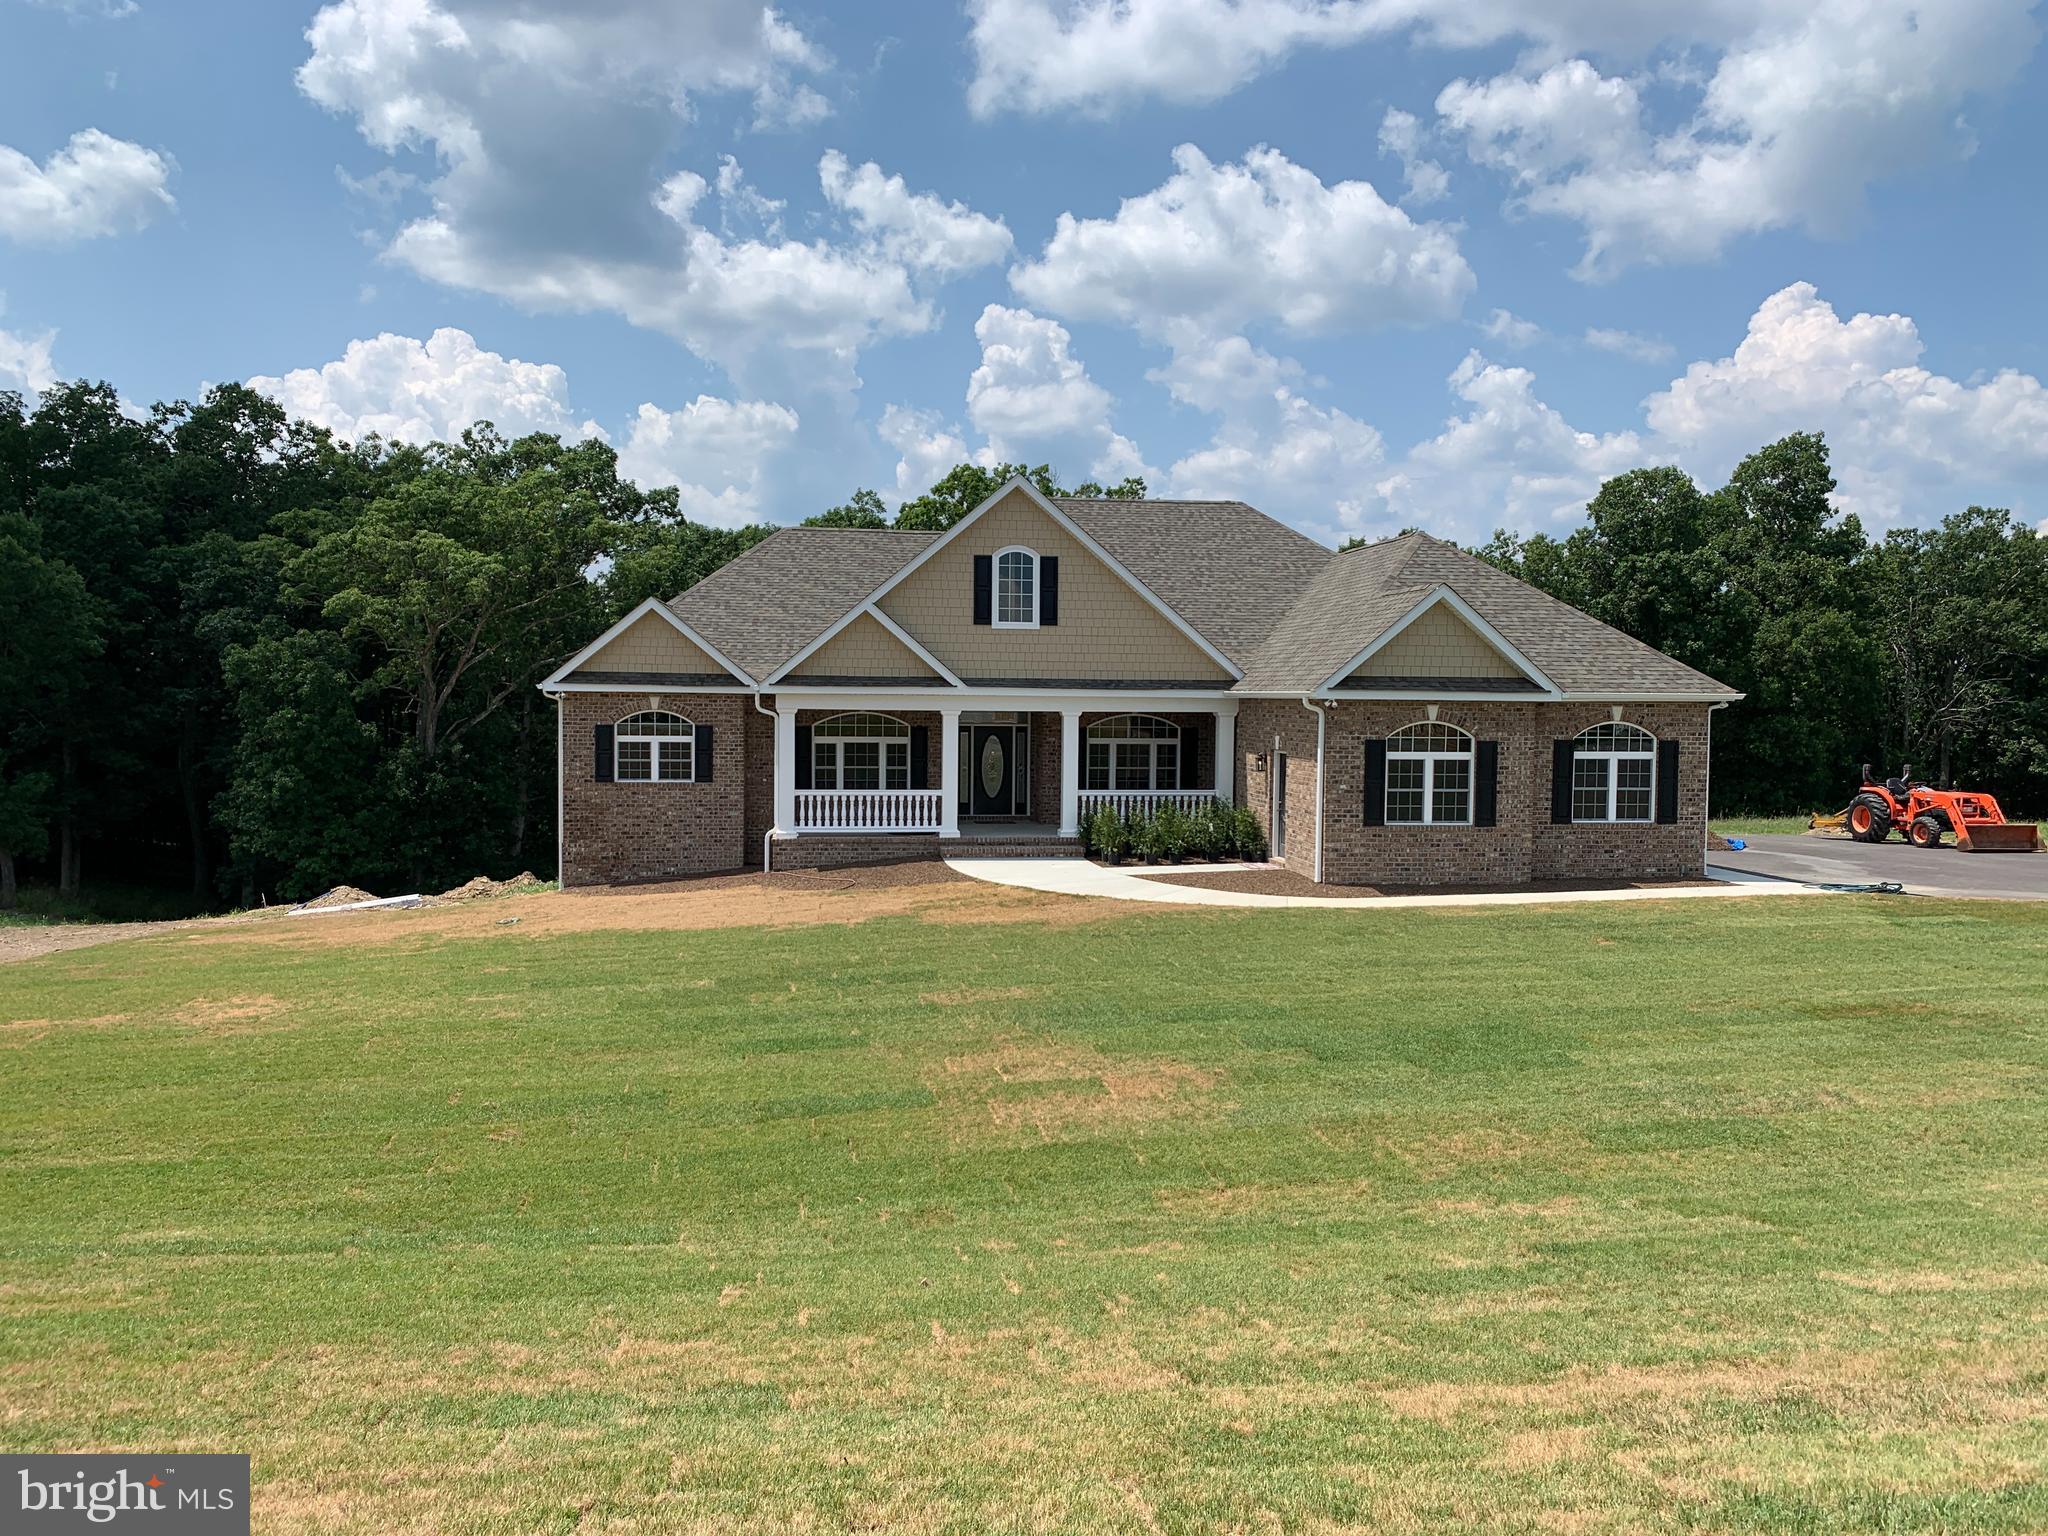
[541,478,1741,887]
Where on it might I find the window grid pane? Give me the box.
[1615,755,1653,820]
[997,551,1035,623]
[1114,744,1151,790]
[616,741,653,780]
[843,741,881,790]
[656,741,693,782]
[885,741,910,791]
[1432,756,1470,823]
[1573,756,1610,821]
[1085,742,1111,790]
[1386,757,1425,823]
[813,743,837,791]
[1154,743,1178,790]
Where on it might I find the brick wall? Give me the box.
[1236,698,1711,886]
[1530,703,1711,881]
[560,691,748,886]
[1029,712,1060,824]
[742,696,775,866]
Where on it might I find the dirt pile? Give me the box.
[1708,834,1735,852]
[437,872,543,902]
[296,885,381,910]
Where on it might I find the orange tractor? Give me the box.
[1847,764,2041,852]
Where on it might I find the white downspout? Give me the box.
[1299,697,1327,883]
[553,692,564,888]
[753,691,778,874]
[1705,700,1728,870]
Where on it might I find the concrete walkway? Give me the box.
[942,856,1832,910]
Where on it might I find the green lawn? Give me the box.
[4,896,2047,1533]
[1711,814,1825,836]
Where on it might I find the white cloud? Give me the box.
[1010,143,1472,345]
[0,321,60,399]
[965,304,1152,483]
[299,3,997,397]
[1643,282,2048,523]
[1481,308,1544,349]
[819,151,1013,276]
[965,0,1386,116]
[878,404,968,502]
[1583,326,1673,363]
[617,396,800,527]
[247,328,601,445]
[1437,2,2040,277]
[248,325,801,525]
[1377,107,1448,205]
[0,127,174,245]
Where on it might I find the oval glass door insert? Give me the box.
[979,734,1005,798]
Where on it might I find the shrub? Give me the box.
[1153,802,1190,861]
[1087,802,1131,862]
[1189,799,1232,860]
[1228,805,1268,860]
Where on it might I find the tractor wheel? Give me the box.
[1848,794,1892,843]
[1909,815,1945,849]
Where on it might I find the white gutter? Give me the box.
[1299,697,1327,883]
[1705,700,1729,867]
[554,692,564,888]
[752,691,778,874]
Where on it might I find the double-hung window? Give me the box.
[994,547,1038,627]
[614,711,695,782]
[1385,721,1473,825]
[1083,715,1180,791]
[1572,722,1655,822]
[812,712,912,792]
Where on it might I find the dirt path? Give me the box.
[1,863,1114,964]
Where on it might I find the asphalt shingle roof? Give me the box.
[1236,532,1735,696]
[657,497,1737,699]
[667,527,935,682]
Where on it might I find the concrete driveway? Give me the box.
[1715,832,2048,900]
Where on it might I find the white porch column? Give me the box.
[1212,708,1236,805]
[939,707,962,838]
[1059,708,1083,836]
[773,707,797,835]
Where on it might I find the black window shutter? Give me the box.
[973,554,993,625]
[795,724,813,789]
[1656,739,1681,824]
[1362,739,1386,827]
[1551,741,1575,823]
[694,723,713,781]
[594,723,614,782]
[1181,720,1201,789]
[1039,555,1060,625]
[1475,740,1499,827]
[909,725,930,789]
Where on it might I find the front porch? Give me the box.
[768,694,1239,864]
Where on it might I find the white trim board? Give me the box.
[1315,586,1558,696]
[815,475,1245,682]
[538,596,756,691]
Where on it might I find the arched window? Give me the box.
[994,546,1038,627]
[615,710,694,782]
[1573,721,1655,822]
[813,712,912,792]
[1386,721,1473,825]
[1085,714,1180,791]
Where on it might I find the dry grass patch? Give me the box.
[927,1035,1224,1144]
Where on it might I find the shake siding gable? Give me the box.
[583,611,733,676]
[796,611,942,679]
[1347,602,1525,681]
[878,490,1231,682]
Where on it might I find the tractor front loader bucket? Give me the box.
[1956,821,2041,853]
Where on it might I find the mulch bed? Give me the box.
[1136,867,1716,899]
[577,860,970,898]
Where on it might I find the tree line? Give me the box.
[3,381,2040,914]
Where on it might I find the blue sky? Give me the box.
[3,0,2045,546]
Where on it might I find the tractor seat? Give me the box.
[1886,777,1910,798]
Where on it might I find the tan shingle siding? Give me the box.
[1350,604,1524,680]
[879,490,1232,682]
[586,612,733,676]
[801,612,941,679]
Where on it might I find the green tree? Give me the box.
[804,488,888,528]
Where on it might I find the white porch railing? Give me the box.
[794,789,944,833]
[1078,790,1218,819]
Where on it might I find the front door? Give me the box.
[971,725,1014,816]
